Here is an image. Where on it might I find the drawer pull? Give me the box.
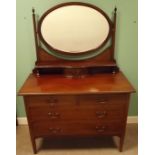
[46,98,58,106]
[49,103,55,107]
[96,98,108,104]
[96,111,107,118]
[48,112,60,119]
[95,125,106,129]
[48,112,52,116]
[49,127,62,133]
[96,129,105,133]
[98,100,107,104]
[95,126,106,133]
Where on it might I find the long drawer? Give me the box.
[32,121,123,137]
[28,106,125,122]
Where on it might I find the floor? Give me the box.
[16,124,138,155]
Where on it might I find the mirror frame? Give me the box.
[38,2,113,55]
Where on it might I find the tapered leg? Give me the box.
[31,137,37,154]
[119,135,125,152]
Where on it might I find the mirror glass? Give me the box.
[40,4,110,54]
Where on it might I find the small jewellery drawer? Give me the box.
[32,121,123,137]
[25,95,75,108]
[28,106,124,122]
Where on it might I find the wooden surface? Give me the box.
[18,72,135,96]
[24,93,131,153]
[26,94,127,122]
[19,72,135,153]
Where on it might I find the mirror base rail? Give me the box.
[33,65,119,78]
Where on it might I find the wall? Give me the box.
[16,0,138,117]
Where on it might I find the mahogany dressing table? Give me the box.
[18,2,135,153]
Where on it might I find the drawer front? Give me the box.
[79,94,129,106]
[25,94,128,108]
[25,95,76,108]
[28,106,125,122]
[32,121,123,137]
[26,94,127,122]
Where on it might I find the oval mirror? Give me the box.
[38,3,111,54]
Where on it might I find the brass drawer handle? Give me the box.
[54,112,60,116]
[95,125,106,129]
[48,112,60,116]
[99,101,106,104]
[96,111,107,118]
[96,129,105,133]
[49,127,62,133]
[48,112,52,116]
[46,98,58,106]
[49,103,55,107]
[48,112,60,119]
[50,115,60,120]
[97,99,108,104]
[95,126,106,133]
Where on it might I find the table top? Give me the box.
[18,72,135,95]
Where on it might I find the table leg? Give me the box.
[119,134,125,152]
[31,137,37,154]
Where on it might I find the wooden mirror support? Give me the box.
[32,2,118,77]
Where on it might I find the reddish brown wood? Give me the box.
[18,72,135,95]
[118,92,130,152]
[19,72,135,153]
[26,94,128,122]
[111,7,117,61]
[28,107,124,122]
[31,120,123,137]
[21,91,133,153]
[33,47,119,76]
[24,97,37,154]
[32,8,39,62]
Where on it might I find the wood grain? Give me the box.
[18,72,135,96]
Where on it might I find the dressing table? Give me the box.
[18,2,135,153]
